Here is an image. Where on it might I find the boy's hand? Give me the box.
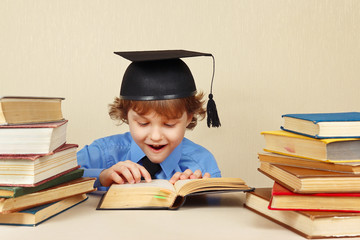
[99,160,152,187]
[169,169,211,184]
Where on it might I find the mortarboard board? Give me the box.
[114,49,220,127]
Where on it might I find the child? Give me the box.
[77,50,221,190]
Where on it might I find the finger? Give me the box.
[138,165,152,183]
[115,165,135,184]
[126,163,143,183]
[203,172,211,179]
[169,172,182,184]
[180,169,193,180]
[110,171,124,184]
[190,170,202,179]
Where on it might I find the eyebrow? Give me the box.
[132,110,185,121]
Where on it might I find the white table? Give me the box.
[0,191,350,240]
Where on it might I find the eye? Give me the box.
[137,121,149,127]
[164,122,177,127]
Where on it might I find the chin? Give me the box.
[145,152,168,164]
[147,156,166,164]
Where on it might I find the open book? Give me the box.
[97,177,253,210]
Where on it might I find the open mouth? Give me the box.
[148,144,166,151]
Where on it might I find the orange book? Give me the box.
[261,130,360,163]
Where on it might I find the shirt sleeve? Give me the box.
[197,152,222,178]
[77,139,108,188]
[180,139,222,178]
[76,133,132,190]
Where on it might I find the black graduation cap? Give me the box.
[114,50,220,127]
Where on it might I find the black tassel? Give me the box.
[206,54,221,128]
[207,93,221,128]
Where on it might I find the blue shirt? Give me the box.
[77,132,221,190]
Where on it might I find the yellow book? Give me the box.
[97,178,253,210]
[0,96,64,125]
[261,130,360,163]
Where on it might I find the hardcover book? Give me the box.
[0,194,88,226]
[97,178,253,210]
[0,177,96,214]
[258,152,360,174]
[0,120,68,154]
[282,112,360,138]
[244,188,360,239]
[269,182,360,212]
[0,96,64,125]
[0,144,79,186]
[261,130,360,162]
[258,162,360,193]
[0,168,84,198]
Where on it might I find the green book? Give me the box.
[0,168,84,198]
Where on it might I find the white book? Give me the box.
[0,120,67,154]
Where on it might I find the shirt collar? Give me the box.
[160,142,182,179]
[130,140,146,163]
[130,137,182,179]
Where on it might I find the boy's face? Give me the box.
[128,109,192,164]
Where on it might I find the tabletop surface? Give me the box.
[0,191,352,240]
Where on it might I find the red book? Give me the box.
[0,143,77,161]
[0,144,79,186]
[269,182,360,212]
[245,188,360,239]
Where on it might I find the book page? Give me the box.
[174,178,249,196]
[0,103,5,124]
[100,180,177,209]
[173,179,193,192]
[110,179,175,191]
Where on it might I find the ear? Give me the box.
[186,113,194,127]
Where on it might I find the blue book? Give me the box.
[0,194,88,226]
[281,112,360,139]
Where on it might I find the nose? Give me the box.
[149,126,162,141]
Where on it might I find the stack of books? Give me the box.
[245,112,360,239]
[0,96,96,226]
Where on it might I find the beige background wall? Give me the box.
[1,1,360,187]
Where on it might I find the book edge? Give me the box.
[0,195,88,226]
[95,193,172,210]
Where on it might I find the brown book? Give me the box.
[258,152,360,174]
[97,178,253,210]
[0,96,64,125]
[0,177,96,214]
[0,120,68,154]
[0,194,88,226]
[258,162,360,193]
[244,188,360,239]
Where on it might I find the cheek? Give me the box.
[166,127,187,144]
[128,123,145,143]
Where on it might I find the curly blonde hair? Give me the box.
[109,93,206,130]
